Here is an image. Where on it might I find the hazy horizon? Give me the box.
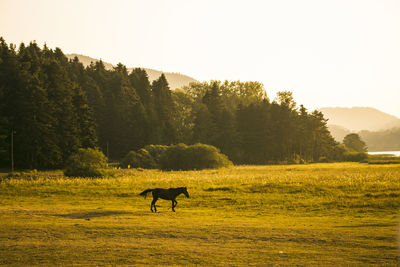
[1,0,399,117]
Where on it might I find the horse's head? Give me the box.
[182,187,190,198]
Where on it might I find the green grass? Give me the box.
[0,163,399,265]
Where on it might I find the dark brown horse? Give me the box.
[139,187,190,212]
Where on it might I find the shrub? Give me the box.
[342,151,368,162]
[318,156,330,163]
[120,148,157,169]
[160,143,233,171]
[121,143,232,171]
[64,148,109,177]
[144,144,168,163]
[187,143,232,169]
[159,143,188,170]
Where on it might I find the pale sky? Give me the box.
[1,0,400,117]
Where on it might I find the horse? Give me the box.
[139,187,190,212]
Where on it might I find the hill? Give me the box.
[327,124,351,143]
[66,54,198,89]
[321,107,400,151]
[359,128,400,151]
[319,107,400,132]
[328,124,400,151]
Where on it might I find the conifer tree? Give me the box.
[10,42,61,168]
[129,68,156,144]
[71,84,97,148]
[192,103,214,144]
[152,74,177,144]
[43,57,81,163]
[236,102,272,164]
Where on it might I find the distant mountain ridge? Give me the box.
[320,107,400,151]
[319,107,400,132]
[66,54,198,89]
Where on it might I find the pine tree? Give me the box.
[297,105,313,161]
[192,103,214,144]
[9,42,62,168]
[84,60,111,156]
[0,38,13,168]
[42,54,81,163]
[98,63,148,159]
[272,92,298,161]
[71,84,97,148]
[129,68,156,144]
[67,56,98,149]
[201,82,226,147]
[309,110,337,161]
[236,101,272,164]
[152,74,177,144]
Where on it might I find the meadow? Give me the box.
[0,163,399,265]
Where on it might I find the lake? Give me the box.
[368,151,400,157]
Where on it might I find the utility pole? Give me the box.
[106,141,109,161]
[11,128,14,173]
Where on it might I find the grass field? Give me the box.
[0,163,399,265]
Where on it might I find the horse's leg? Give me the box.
[171,199,178,212]
[151,197,157,212]
[171,200,175,212]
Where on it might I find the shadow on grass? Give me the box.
[204,187,232,192]
[56,210,133,219]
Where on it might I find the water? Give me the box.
[368,151,400,157]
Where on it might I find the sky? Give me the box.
[1,0,400,117]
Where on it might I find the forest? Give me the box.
[0,38,346,170]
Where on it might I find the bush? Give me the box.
[160,143,232,170]
[120,148,157,169]
[342,151,368,162]
[121,143,232,171]
[318,156,330,163]
[159,143,189,170]
[186,143,232,170]
[64,148,109,177]
[144,144,168,163]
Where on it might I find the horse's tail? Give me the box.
[139,189,153,198]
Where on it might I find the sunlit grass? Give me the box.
[0,163,399,265]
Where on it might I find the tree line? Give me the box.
[359,128,400,151]
[0,38,345,170]
[177,81,343,164]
